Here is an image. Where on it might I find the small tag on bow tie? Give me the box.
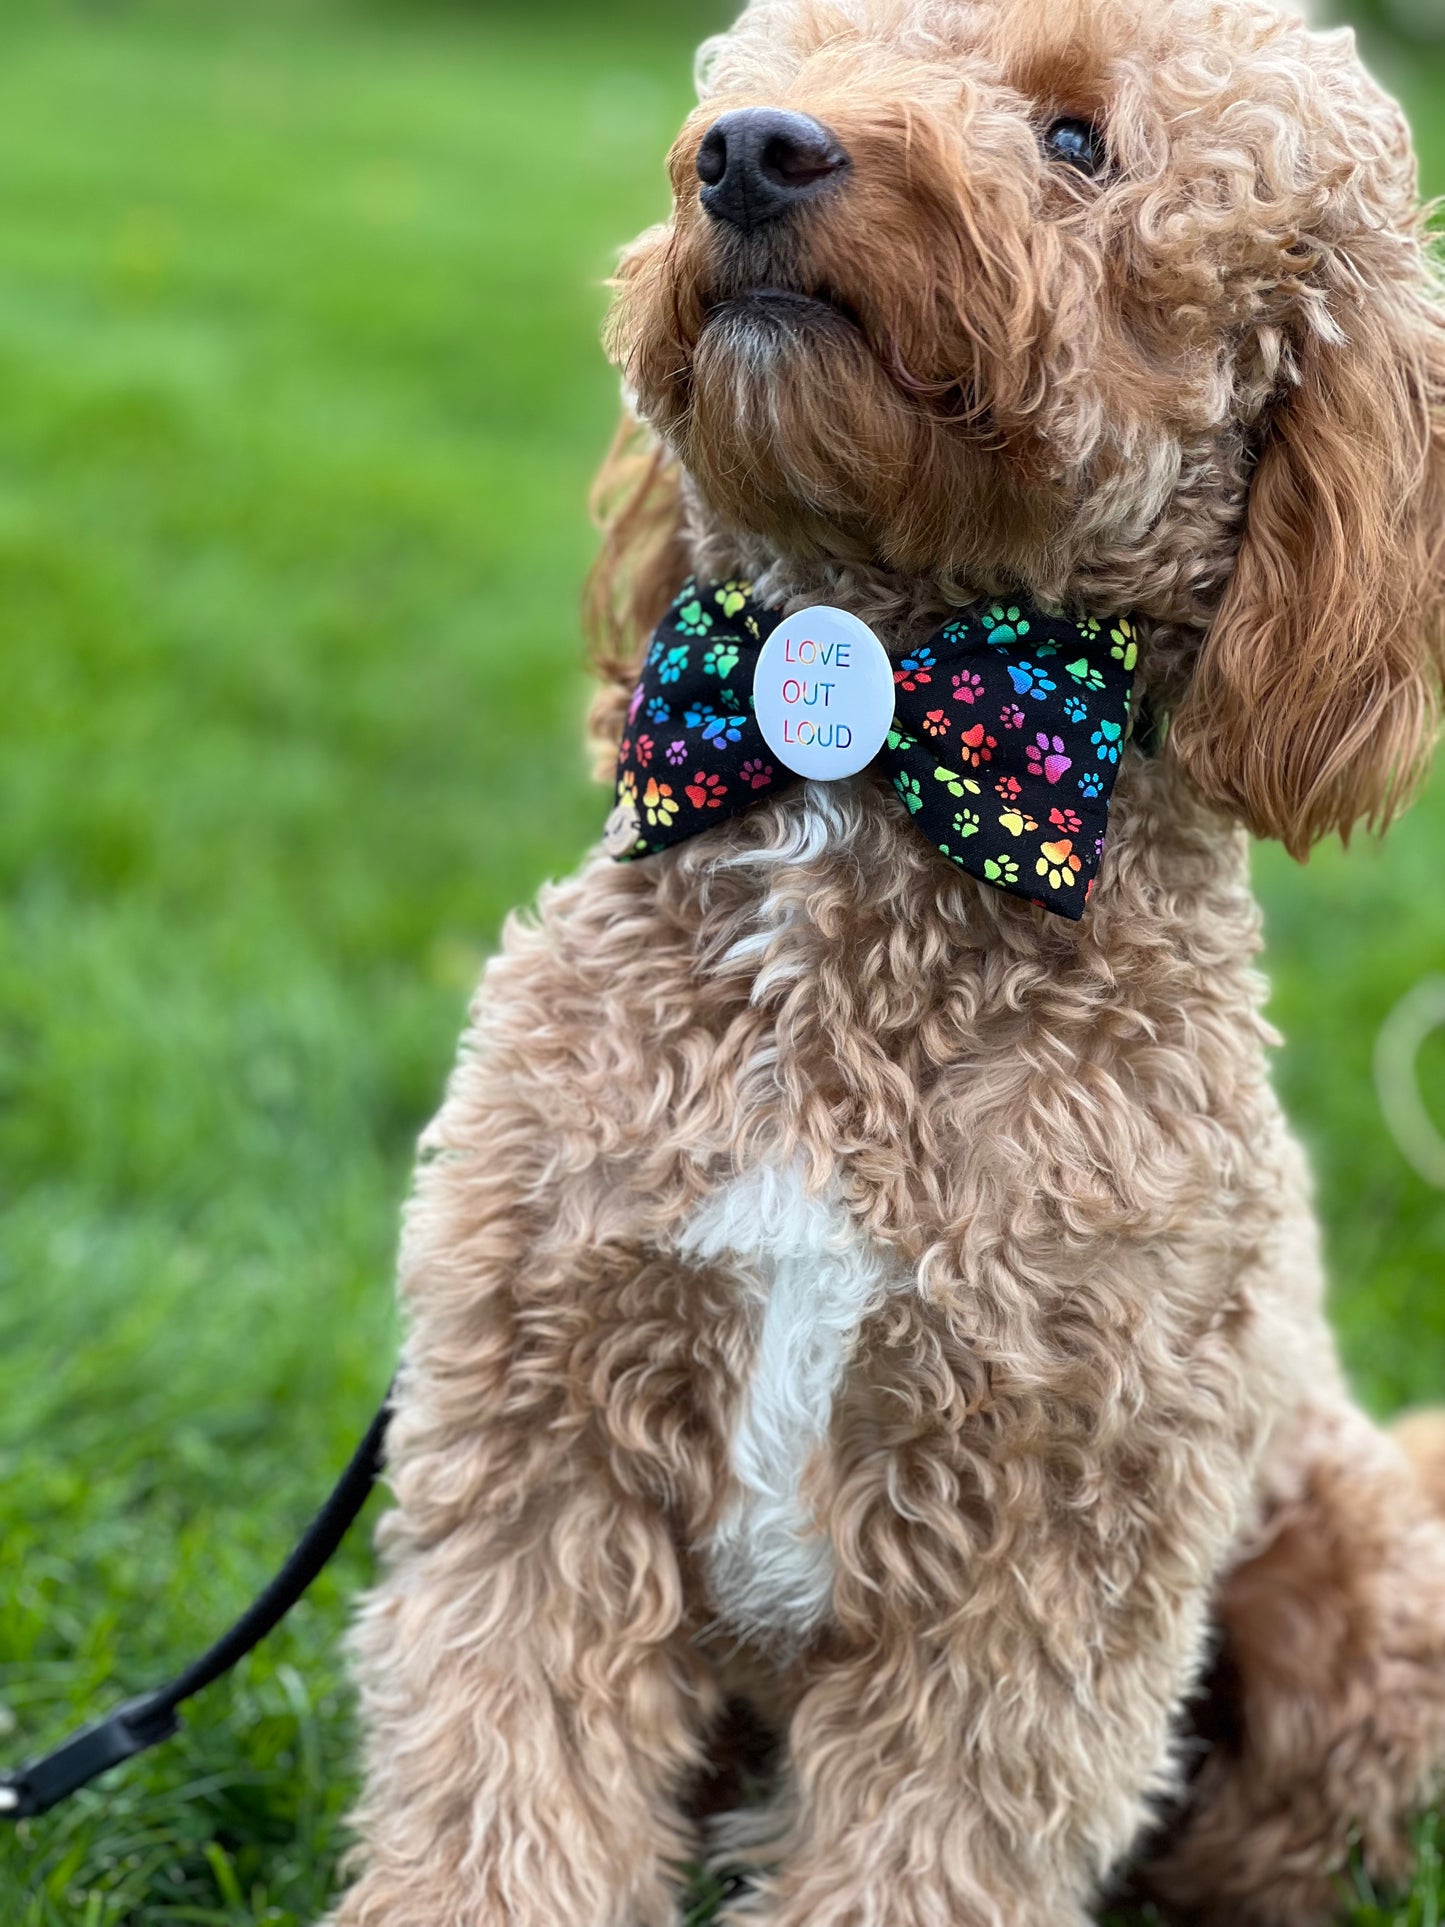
[603,801,643,858]
[752,606,896,781]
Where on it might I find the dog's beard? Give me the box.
[668,293,1048,577]
[682,295,935,562]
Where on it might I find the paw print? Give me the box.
[1076,615,1101,642]
[628,685,646,724]
[1092,720,1124,764]
[999,703,1026,731]
[894,647,936,691]
[1048,806,1083,834]
[984,853,1020,886]
[1036,838,1082,890]
[894,772,925,814]
[658,644,691,684]
[704,640,740,679]
[994,774,1022,802]
[684,771,728,810]
[922,709,949,738]
[998,807,1038,837]
[1065,657,1107,692]
[641,777,679,828]
[714,581,751,618]
[981,605,1030,648]
[702,711,745,747]
[952,669,985,704]
[952,808,980,839]
[675,598,713,638]
[940,617,971,645]
[1077,769,1104,799]
[665,739,687,766]
[646,696,671,726]
[1026,733,1073,784]
[887,724,919,754]
[1008,662,1056,701]
[958,722,997,767]
[1063,694,1088,724]
[1109,619,1138,671]
[739,758,774,789]
[617,771,638,810]
[933,765,981,799]
[634,734,654,767]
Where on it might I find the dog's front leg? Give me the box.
[331,1474,714,1927]
[745,1549,1216,1927]
[732,1287,1256,1927]
[328,1105,740,1927]
[748,1627,1188,1925]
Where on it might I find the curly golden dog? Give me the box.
[331,1,1445,1922]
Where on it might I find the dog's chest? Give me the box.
[663,784,930,1644]
[679,1160,909,1645]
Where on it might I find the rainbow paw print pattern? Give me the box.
[607,579,782,863]
[608,580,1139,922]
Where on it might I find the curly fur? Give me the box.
[330,1,1445,1922]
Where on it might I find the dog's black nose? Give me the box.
[696,109,850,232]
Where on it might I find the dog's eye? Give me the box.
[1044,117,1106,177]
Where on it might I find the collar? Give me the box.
[605,577,1140,921]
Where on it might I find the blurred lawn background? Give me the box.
[0,1,1440,1922]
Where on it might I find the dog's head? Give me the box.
[595,0,1445,857]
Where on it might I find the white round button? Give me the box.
[752,606,896,781]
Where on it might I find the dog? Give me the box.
[331,1,1445,1922]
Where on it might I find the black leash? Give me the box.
[0,1386,393,1822]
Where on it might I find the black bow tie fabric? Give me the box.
[606,578,1139,920]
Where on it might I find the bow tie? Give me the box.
[606,578,1139,921]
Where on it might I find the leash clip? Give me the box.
[0,1693,180,1821]
[1,1384,392,1821]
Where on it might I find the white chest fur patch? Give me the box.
[679,1161,903,1645]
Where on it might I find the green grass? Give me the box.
[0,3,1440,1922]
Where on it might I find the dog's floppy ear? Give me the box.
[1170,286,1445,857]
[583,408,688,771]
